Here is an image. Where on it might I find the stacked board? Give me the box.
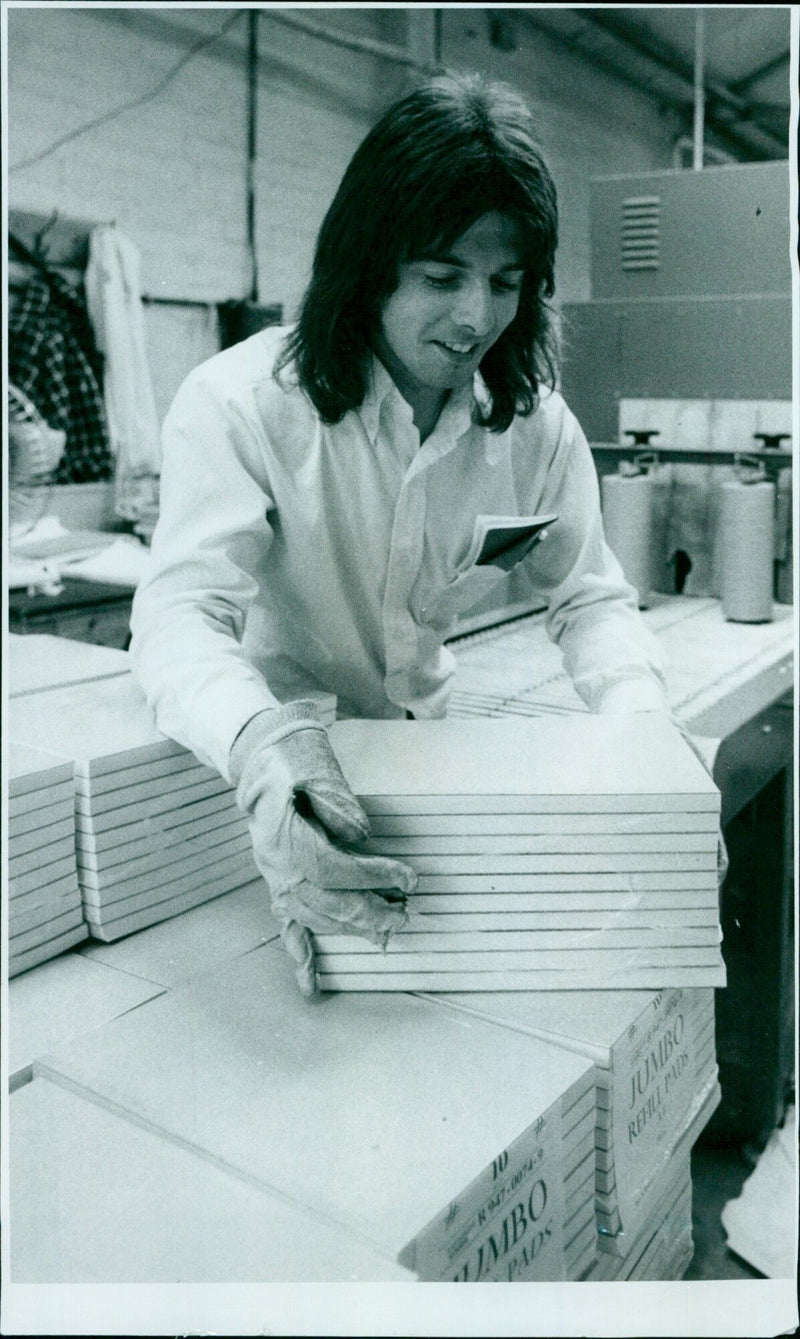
[7,633,130,697]
[427,986,718,1256]
[10,1078,414,1281]
[10,676,335,942]
[594,993,718,1253]
[8,744,87,976]
[581,1151,695,1281]
[33,944,598,1282]
[434,1060,598,1284]
[315,716,724,991]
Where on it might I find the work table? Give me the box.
[6,592,795,1292]
[451,593,795,1146]
[450,594,793,741]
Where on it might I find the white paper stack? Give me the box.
[439,1062,598,1284]
[10,1078,415,1282]
[8,743,87,975]
[7,632,130,697]
[720,1105,797,1280]
[10,678,335,942]
[34,944,597,1282]
[427,986,718,1258]
[594,994,717,1254]
[315,716,724,991]
[581,1152,694,1281]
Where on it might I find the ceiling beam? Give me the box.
[518,11,785,161]
[517,12,686,116]
[730,49,791,94]
[577,9,787,155]
[581,9,745,112]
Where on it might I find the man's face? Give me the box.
[374,212,526,410]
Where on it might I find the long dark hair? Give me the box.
[275,71,559,433]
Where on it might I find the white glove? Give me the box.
[230,701,416,995]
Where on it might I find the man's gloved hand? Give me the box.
[230,701,416,996]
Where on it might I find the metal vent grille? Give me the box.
[621,195,661,270]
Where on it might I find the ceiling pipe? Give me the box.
[576,9,787,157]
[731,48,791,94]
[582,9,755,115]
[266,8,439,74]
[520,11,781,162]
[673,135,734,170]
[246,8,258,302]
[693,9,705,170]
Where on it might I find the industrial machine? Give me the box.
[561,161,794,1149]
[455,161,791,635]
[559,161,791,443]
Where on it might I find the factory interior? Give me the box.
[3,6,797,1335]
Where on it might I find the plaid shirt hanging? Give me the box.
[9,271,113,483]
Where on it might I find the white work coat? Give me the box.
[129,327,667,780]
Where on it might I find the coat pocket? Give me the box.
[450,513,557,582]
[417,513,557,627]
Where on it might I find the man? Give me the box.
[131,73,673,995]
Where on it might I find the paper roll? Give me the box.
[718,477,775,623]
[649,466,673,594]
[774,468,793,605]
[601,471,654,607]
[709,467,737,599]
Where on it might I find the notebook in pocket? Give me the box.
[474,515,557,572]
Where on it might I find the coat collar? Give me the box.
[358,354,492,446]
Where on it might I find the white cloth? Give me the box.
[129,326,668,780]
[721,1107,797,1279]
[85,225,161,519]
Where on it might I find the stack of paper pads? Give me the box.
[32,943,600,1281]
[10,675,335,943]
[315,716,725,992]
[7,632,130,697]
[10,1077,416,1282]
[427,986,719,1279]
[8,744,87,976]
[417,1041,599,1284]
[582,1152,695,1281]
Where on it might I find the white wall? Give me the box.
[439,10,679,302]
[7,6,678,419]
